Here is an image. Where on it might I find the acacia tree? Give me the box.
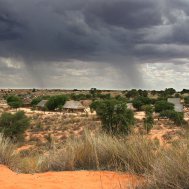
[91,99,134,134]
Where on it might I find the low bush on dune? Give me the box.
[0,111,30,141]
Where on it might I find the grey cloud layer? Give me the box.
[0,0,189,63]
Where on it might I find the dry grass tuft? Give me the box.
[39,130,158,174]
[143,138,189,189]
[0,134,18,169]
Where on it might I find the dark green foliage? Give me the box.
[115,95,127,102]
[6,95,23,109]
[96,93,111,99]
[164,88,176,96]
[138,89,148,97]
[0,111,30,141]
[184,96,189,106]
[32,88,36,92]
[126,89,139,98]
[144,114,154,133]
[143,105,154,133]
[143,105,154,114]
[90,88,98,98]
[155,100,174,113]
[70,93,92,101]
[132,96,151,111]
[91,99,134,134]
[46,95,68,111]
[160,110,184,125]
[181,89,189,94]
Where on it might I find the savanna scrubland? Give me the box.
[0,88,189,189]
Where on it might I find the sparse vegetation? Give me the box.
[0,111,30,141]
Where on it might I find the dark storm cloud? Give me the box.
[0,0,189,88]
[1,0,189,63]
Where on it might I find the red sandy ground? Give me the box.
[0,165,141,189]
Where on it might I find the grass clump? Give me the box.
[40,131,158,174]
[144,139,189,189]
[0,134,18,169]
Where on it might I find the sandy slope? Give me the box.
[0,165,140,189]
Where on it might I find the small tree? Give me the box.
[126,89,139,98]
[92,99,134,134]
[144,115,154,133]
[164,88,176,96]
[6,95,23,109]
[0,111,30,141]
[132,96,151,111]
[155,100,174,113]
[143,105,154,133]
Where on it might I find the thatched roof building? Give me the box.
[63,100,85,112]
[36,100,48,109]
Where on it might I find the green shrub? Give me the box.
[160,110,184,125]
[0,111,30,141]
[132,96,151,111]
[155,100,174,113]
[6,95,23,109]
[144,115,154,133]
[91,99,134,134]
[184,96,189,106]
[46,95,68,111]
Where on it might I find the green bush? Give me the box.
[184,96,189,106]
[143,105,154,114]
[144,115,154,133]
[160,110,184,125]
[0,111,30,141]
[126,89,139,98]
[70,93,92,101]
[91,99,134,134]
[132,96,151,111]
[155,100,174,113]
[6,95,23,109]
[46,95,68,111]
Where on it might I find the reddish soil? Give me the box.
[0,165,141,189]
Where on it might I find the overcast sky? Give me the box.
[0,0,189,90]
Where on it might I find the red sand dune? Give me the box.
[0,165,141,189]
